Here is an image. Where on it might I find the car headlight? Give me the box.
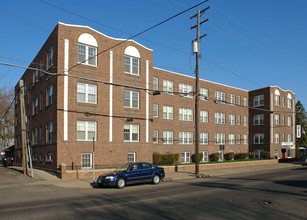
[105,176,115,181]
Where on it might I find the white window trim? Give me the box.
[153,130,158,143]
[163,80,174,94]
[181,152,190,163]
[78,43,97,67]
[124,90,139,109]
[153,104,158,118]
[77,121,97,141]
[163,131,173,144]
[200,133,208,145]
[179,132,193,145]
[77,82,97,104]
[127,152,136,163]
[124,55,139,75]
[81,153,92,169]
[163,106,173,120]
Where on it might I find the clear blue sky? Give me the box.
[1,0,306,108]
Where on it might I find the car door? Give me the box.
[140,163,154,182]
[125,164,142,184]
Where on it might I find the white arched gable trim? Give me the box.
[78,33,98,47]
[274,89,280,95]
[287,93,292,99]
[124,46,140,58]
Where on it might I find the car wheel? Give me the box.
[152,174,160,184]
[116,178,126,189]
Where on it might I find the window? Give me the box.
[287,134,292,142]
[254,95,264,107]
[200,133,208,144]
[254,133,264,144]
[200,111,208,123]
[163,106,173,120]
[153,104,158,118]
[229,114,235,125]
[287,117,292,126]
[77,121,97,141]
[153,130,158,143]
[33,97,38,115]
[179,83,193,98]
[254,114,264,126]
[215,91,225,103]
[229,94,235,104]
[124,90,139,108]
[237,134,241,144]
[243,135,248,145]
[33,128,38,145]
[153,77,159,91]
[48,47,53,68]
[275,114,280,125]
[243,97,248,107]
[237,115,241,125]
[201,151,208,162]
[237,96,241,106]
[47,121,53,142]
[47,85,53,106]
[243,116,248,126]
[47,153,53,162]
[200,88,208,100]
[124,55,139,75]
[274,90,280,106]
[181,152,190,163]
[215,112,225,124]
[163,131,173,144]
[81,153,92,169]
[163,80,173,94]
[179,132,193,144]
[78,44,97,66]
[124,124,139,142]
[179,108,193,121]
[77,83,97,104]
[127,152,136,163]
[274,133,280,143]
[229,134,235,145]
[34,68,39,83]
[215,133,225,145]
[287,94,292,108]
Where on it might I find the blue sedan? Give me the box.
[97,162,165,188]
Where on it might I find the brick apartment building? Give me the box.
[14,22,295,175]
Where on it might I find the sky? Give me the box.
[0,0,306,108]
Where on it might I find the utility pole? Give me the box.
[19,80,28,175]
[190,5,210,176]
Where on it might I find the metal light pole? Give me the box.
[92,137,95,183]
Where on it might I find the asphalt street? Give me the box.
[0,165,306,219]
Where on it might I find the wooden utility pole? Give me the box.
[191,5,210,176]
[19,80,28,175]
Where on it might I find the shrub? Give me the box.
[234,153,248,160]
[191,153,204,163]
[153,153,179,165]
[224,152,234,161]
[261,151,270,159]
[209,153,220,162]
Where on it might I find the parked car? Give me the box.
[97,162,165,189]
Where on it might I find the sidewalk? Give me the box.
[7,162,301,189]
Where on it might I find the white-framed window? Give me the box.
[229,94,235,104]
[163,106,173,120]
[124,55,139,75]
[243,97,248,107]
[78,44,97,66]
[163,131,173,144]
[254,114,264,126]
[215,91,226,103]
[229,114,235,125]
[287,94,292,108]
[33,128,38,145]
[163,80,173,94]
[243,116,248,126]
[200,110,208,123]
[237,115,241,125]
[200,133,208,144]
[34,68,39,83]
[179,83,193,98]
[47,153,53,162]
[153,77,159,91]
[201,151,208,162]
[237,134,241,144]
[81,153,92,169]
[77,121,97,141]
[33,97,38,114]
[153,104,158,118]
[237,96,241,106]
[287,117,292,126]
[287,133,292,142]
[179,108,193,121]
[215,133,225,145]
[153,130,158,143]
[229,134,235,145]
[254,133,264,144]
[275,114,280,125]
[47,85,53,105]
[124,124,139,142]
[274,133,280,143]
[275,94,280,106]
[200,88,208,100]
[47,121,53,142]
[77,83,97,104]
[181,152,190,163]
[127,152,136,163]
[243,135,248,145]
[179,132,193,144]
[48,47,53,68]
[254,95,264,107]
[124,90,139,108]
[215,112,225,124]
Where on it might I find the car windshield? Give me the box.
[114,164,130,172]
